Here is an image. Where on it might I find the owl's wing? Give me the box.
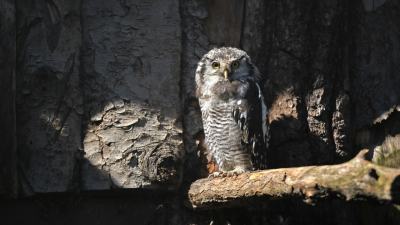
[233,80,269,170]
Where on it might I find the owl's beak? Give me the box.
[221,63,231,79]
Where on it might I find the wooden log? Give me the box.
[188,150,400,210]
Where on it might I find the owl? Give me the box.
[195,47,269,177]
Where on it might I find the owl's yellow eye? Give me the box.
[232,61,239,69]
[212,62,220,69]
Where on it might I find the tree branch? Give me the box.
[188,150,400,210]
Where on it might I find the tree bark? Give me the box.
[188,150,400,210]
[80,0,183,191]
[15,0,82,194]
[0,0,18,197]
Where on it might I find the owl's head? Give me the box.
[195,47,260,93]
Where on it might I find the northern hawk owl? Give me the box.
[195,47,269,176]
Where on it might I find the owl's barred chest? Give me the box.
[199,96,250,171]
[200,98,237,121]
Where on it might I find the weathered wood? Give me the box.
[80,0,183,190]
[203,0,244,47]
[350,0,400,129]
[188,150,400,210]
[0,0,18,197]
[15,0,82,194]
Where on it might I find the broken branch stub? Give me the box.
[188,150,400,210]
[139,142,183,190]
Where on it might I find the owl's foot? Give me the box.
[225,167,248,177]
[208,171,233,178]
[225,170,240,177]
[208,172,223,178]
[208,167,247,178]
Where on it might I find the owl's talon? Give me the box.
[208,172,223,178]
[226,171,239,177]
[207,169,244,178]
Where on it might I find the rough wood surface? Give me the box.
[80,0,183,190]
[15,0,82,194]
[188,150,400,210]
[0,0,18,197]
[350,0,400,129]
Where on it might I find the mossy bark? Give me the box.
[189,150,400,210]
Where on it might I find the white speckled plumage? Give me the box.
[195,47,269,174]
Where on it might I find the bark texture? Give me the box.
[0,0,399,224]
[189,150,400,210]
[15,0,82,194]
[263,0,352,169]
[11,0,184,194]
[81,0,183,190]
[0,0,17,197]
[350,0,400,129]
